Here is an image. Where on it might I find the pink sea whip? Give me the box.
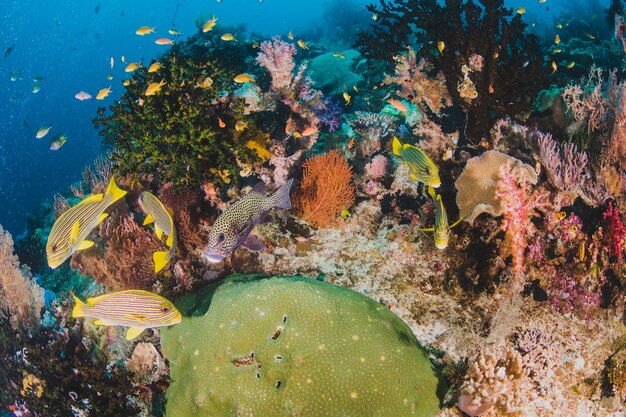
[602,201,625,262]
[495,163,548,289]
[256,36,297,91]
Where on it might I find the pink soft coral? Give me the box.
[256,36,297,91]
[602,201,625,262]
[495,163,548,289]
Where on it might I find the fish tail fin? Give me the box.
[392,136,402,156]
[105,175,127,204]
[153,251,170,273]
[270,178,294,210]
[71,292,87,318]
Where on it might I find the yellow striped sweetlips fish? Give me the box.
[419,187,463,250]
[46,176,127,268]
[138,191,177,273]
[392,136,441,188]
[72,290,182,340]
[205,179,294,263]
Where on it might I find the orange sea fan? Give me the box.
[295,150,355,228]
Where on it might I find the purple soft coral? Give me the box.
[315,97,342,132]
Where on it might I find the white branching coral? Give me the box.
[458,346,530,416]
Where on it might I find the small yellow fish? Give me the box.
[136,26,156,36]
[203,16,218,32]
[583,32,596,40]
[139,192,177,273]
[47,177,126,268]
[145,79,166,96]
[121,55,126,63]
[538,0,546,3]
[235,121,248,132]
[517,7,526,14]
[551,61,558,73]
[392,136,441,188]
[353,85,359,93]
[107,74,113,80]
[125,62,141,72]
[234,73,255,83]
[288,31,293,40]
[252,41,259,48]
[221,33,237,42]
[36,126,52,139]
[554,34,561,44]
[554,211,567,222]
[566,61,575,69]
[341,209,350,220]
[556,23,563,29]
[332,52,345,58]
[418,187,451,249]
[437,41,445,55]
[552,48,562,53]
[195,76,213,89]
[110,56,114,69]
[372,13,378,21]
[71,290,181,340]
[122,80,131,86]
[96,86,112,100]
[168,29,181,36]
[148,62,161,73]
[343,91,351,104]
[297,39,309,50]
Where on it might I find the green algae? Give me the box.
[161,274,443,417]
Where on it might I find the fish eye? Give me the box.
[52,245,58,252]
[218,233,225,243]
[161,307,170,313]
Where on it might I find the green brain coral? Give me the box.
[161,274,443,417]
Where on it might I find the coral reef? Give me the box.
[295,150,356,228]
[356,0,548,143]
[162,274,443,416]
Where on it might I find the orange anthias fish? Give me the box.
[136,26,156,36]
[155,38,174,45]
[145,79,166,96]
[203,16,218,33]
[301,126,319,136]
[96,86,112,100]
[218,117,226,128]
[387,99,408,112]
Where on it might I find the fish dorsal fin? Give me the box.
[105,175,127,204]
[392,136,403,156]
[428,186,436,200]
[93,319,109,326]
[143,214,155,226]
[126,327,145,340]
[70,221,80,241]
[155,225,164,240]
[80,193,104,204]
[76,240,94,251]
[252,182,266,195]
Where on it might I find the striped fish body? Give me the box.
[205,179,294,263]
[138,191,177,273]
[432,191,450,249]
[72,290,181,340]
[392,136,441,188]
[46,176,127,268]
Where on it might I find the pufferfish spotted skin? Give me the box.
[205,179,294,263]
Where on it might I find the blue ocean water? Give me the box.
[0,0,377,235]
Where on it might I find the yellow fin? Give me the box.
[153,251,170,273]
[166,232,174,247]
[155,225,163,240]
[105,175,127,204]
[392,136,403,156]
[70,221,80,241]
[95,212,108,226]
[143,214,155,225]
[126,327,145,340]
[93,319,109,326]
[71,292,87,318]
[76,240,94,251]
[80,193,104,204]
[410,173,419,181]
